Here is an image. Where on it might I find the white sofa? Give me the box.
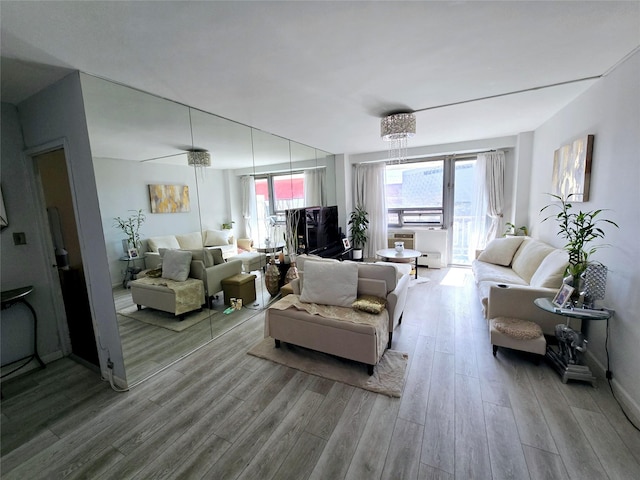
[472,236,578,335]
[144,230,237,266]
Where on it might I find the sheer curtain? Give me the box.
[354,162,387,258]
[241,175,257,242]
[304,168,326,206]
[470,151,505,254]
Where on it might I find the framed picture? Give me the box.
[127,247,139,259]
[552,283,574,308]
[342,238,351,249]
[551,134,594,202]
[148,184,190,213]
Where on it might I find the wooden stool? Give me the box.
[221,273,257,306]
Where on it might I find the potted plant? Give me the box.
[503,222,528,236]
[540,193,618,281]
[114,209,146,256]
[221,220,234,230]
[348,205,369,260]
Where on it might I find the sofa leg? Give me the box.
[274,339,281,348]
[492,345,498,357]
[388,332,393,350]
[367,364,374,376]
[136,304,142,311]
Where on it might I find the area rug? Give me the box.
[118,306,216,332]
[247,337,408,397]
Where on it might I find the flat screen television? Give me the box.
[286,205,341,257]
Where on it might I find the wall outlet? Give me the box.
[13,232,27,245]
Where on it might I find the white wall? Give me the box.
[0,103,65,368]
[529,51,640,415]
[16,73,126,383]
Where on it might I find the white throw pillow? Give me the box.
[511,240,555,283]
[300,260,359,307]
[204,229,231,247]
[176,231,203,250]
[477,237,525,266]
[161,249,192,282]
[530,249,569,288]
[147,235,180,253]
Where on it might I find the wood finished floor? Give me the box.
[2,267,639,479]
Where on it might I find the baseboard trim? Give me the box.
[584,350,640,425]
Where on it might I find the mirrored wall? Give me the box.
[80,74,335,385]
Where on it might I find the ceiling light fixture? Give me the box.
[381,112,416,163]
[187,150,211,178]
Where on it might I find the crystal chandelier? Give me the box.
[381,113,416,163]
[187,150,211,178]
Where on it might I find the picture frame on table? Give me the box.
[552,283,574,308]
[342,238,351,249]
[127,247,139,259]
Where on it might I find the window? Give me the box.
[385,160,444,227]
[255,172,305,243]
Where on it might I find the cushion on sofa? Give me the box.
[300,260,359,307]
[477,236,525,266]
[147,235,180,252]
[176,231,204,250]
[511,239,556,283]
[204,229,231,247]
[162,249,193,282]
[530,249,569,288]
[209,248,225,265]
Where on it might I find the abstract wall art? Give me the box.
[551,134,594,202]
[148,184,190,213]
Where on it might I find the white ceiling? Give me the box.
[1,1,639,159]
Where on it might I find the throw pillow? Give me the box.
[530,249,569,288]
[176,231,204,250]
[161,249,192,282]
[147,235,180,253]
[511,240,555,283]
[204,229,231,247]
[209,248,225,265]
[477,237,525,266]
[299,260,358,307]
[184,249,214,268]
[352,295,387,314]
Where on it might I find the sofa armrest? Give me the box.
[487,284,580,336]
[290,278,301,295]
[386,273,410,331]
[190,258,243,296]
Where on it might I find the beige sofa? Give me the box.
[144,229,237,266]
[265,255,410,374]
[472,236,579,335]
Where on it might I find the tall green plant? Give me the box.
[348,205,369,249]
[114,209,146,247]
[540,194,618,277]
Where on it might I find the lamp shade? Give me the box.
[187,150,211,167]
[381,113,416,140]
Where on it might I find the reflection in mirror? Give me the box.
[81,73,336,386]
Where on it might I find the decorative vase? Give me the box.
[265,259,281,296]
[285,261,299,285]
[395,241,404,253]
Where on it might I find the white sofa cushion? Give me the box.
[530,249,569,288]
[147,235,180,252]
[477,237,525,266]
[161,249,193,282]
[511,239,555,283]
[300,260,359,307]
[176,231,204,250]
[204,229,231,247]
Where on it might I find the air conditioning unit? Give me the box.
[388,232,415,250]
[417,251,442,268]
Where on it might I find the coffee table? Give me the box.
[376,248,422,279]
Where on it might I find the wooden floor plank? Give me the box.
[381,418,423,480]
[522,445,568,480]
[484,402,530,480]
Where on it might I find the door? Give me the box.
[35,149,99,366]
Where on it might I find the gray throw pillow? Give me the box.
[209,248,224,265]
[161,249,192,282]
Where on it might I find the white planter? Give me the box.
[352,249,363,260]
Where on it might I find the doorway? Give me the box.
[35,149,99,367]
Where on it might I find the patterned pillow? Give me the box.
[352,295,387,314]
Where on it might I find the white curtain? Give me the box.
[241,175,257,242]
[470,151,505,253]
[304,168,326,206]
[354,163,387,258]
